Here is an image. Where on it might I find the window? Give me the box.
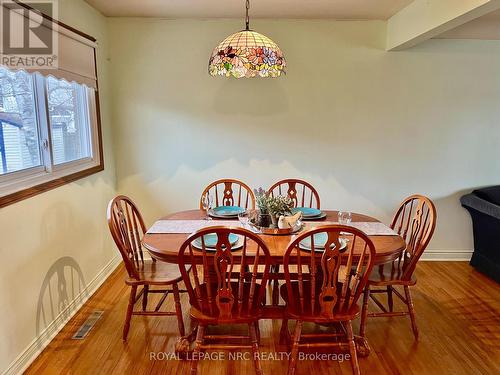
[0,65,102,205]
[0,2,102,207]
[47,76,92,165]
[0,68,41,174]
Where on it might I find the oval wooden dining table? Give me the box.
[142,209,406,357]
[143,209,405,265]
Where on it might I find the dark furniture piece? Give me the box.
[461,187,500,282]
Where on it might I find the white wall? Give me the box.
[108,18,500,258]
[0,0,116,373]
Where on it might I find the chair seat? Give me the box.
[190,282,265,324]
[367,263,416,286]
[280,281,360,322]
[126,260,184,285]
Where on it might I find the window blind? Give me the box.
[2,2,98,89]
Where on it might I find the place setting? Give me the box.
[291,206,327,221]
[201,193,247,220]
[298,232,349,252]
[191,232,244,251]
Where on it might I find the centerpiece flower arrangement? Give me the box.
[253,188,296,228]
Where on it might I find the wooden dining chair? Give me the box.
[281,225,376,375]
[177,226,272,375]
[107,195,187,341]
[359,195,437,340]
[200,179,255,210]
[268,178,320,208]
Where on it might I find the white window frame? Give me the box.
[0,71,102,199]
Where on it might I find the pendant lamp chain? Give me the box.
[245,0,250,30]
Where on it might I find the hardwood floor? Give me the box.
[25,262,500,375]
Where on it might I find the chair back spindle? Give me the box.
[390,195,436,280]
[200,179,255,209]
[178,226,271,321]
[268,179,320,208]
[107,196,149,280]
[283,225,375,318]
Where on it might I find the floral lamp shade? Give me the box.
[208,30,286,78]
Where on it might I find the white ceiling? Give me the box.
[84,0,414,20]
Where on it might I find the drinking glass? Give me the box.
[338,211,352,226]
[201,194,213,220]
[238,210,249,228]
[338,211,352,238]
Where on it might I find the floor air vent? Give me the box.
[72,310,103,339]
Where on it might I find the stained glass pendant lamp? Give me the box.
[208,0,286,78]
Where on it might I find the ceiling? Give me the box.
[84,0,414,20]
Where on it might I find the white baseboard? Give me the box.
[421,250,473,261]
[2,255,121,375]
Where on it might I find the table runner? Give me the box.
[147,220,241,234]
[307,221,397,236]
[147,219,396,236]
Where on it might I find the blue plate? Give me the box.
[299,232,328,249]
[299,234,347,252]
[194,233,239,248]
[211,206,245,217]
[292,207,322,218]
